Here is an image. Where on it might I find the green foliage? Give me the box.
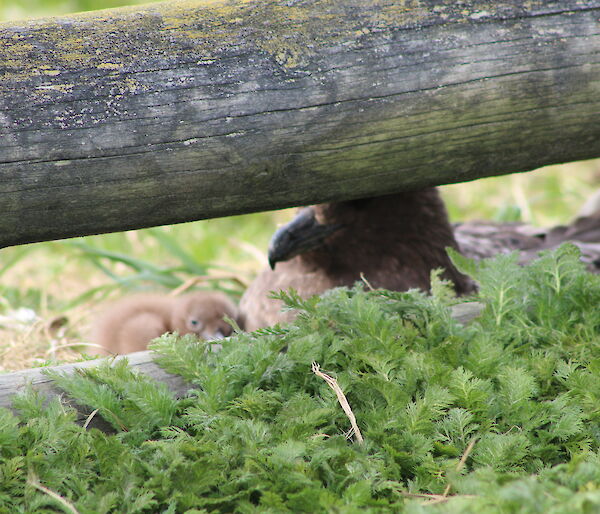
[4,244,600,511]
[68,226,248,298]
[1,0,159,22]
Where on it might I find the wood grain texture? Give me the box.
[1,0,600,247]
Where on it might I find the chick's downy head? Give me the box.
[171,291,238,340]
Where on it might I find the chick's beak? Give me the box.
[267,207,343,269]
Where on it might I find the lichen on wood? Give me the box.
[0,1,599,247]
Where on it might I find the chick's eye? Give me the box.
[188,319,202,330]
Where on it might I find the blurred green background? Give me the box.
[0,0,153,20]
[1,0,599,370]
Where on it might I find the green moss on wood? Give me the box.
[0,0,556,85]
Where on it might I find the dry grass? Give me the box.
[0,304,92,371]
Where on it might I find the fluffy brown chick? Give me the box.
[91,291,238,355]
[240,188,473,331]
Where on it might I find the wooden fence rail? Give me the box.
[1,0,600,248]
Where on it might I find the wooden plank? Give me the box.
[1,1,600,247]
[0,351,190,429]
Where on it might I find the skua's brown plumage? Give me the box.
[91,291,238,355]
[240,188,473,330]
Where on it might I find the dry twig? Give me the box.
[311,362,364,443]
[400,491,476,501]
[360,272,375,291]
[82,409,100,430]
[416,437,479,505]
[28,473,80,514]
[169,273,249,296]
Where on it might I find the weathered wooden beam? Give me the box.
[0,351,190,429]
[1,1,600,247]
